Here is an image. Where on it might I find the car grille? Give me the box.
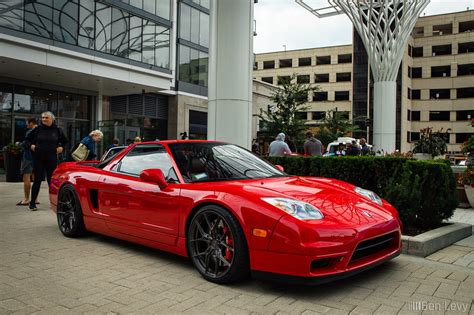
[350,232,397,262]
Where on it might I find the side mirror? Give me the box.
[274,164,285,172]
[140,169,168,190]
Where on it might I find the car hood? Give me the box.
[238,176,396,226]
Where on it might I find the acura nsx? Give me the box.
[50,140,401,284]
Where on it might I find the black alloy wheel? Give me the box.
[57,184,86,237]
[187,205,249,284]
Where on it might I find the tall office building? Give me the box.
[254,9,474,152]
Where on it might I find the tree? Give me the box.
[315,108,364,146]
[257,74,317,143]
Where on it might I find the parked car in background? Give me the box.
[324,137,372,156]
[50,140,401,285]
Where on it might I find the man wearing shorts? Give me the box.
[17,117,37,206]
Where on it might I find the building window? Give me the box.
[254,62,258,70]
[429,111,450,121]
[295,112,307,120]
[336,72,351,82]
[189,110,207,140]
[407,109,411,120]
[412,67,422,78]
[297,75,310,84]
[408,66,412,78]
[315,73,329,83]
[279,59,292,68]
[179,2,209,48]
[431,65,450,78]
[408,45,413,57]
[334,91,350,101]
[412,47,423,57]
[412,26,424,38]
[457,88,474,99]
[432,23,452,36]
[456,133,474,144]
[432,44,452,56]
[313,92,328,101]
[261,77,273,84]
[263,60,275,69]
[412,90,421,100]
[412,111,420,121]
[337,54,352,64]
[430,89,450,99]
[408,88,411,100]
[178,45,208,87]
[311,111,325,120]
[459,42,474,54]
[458,64,474,76]
[459,21,474,33]
[298,57,311,67]
[277,76,291,85]
[316,56,331,65]
[126,0,171,20]
[456,110,474,121]
[409,132,420,142]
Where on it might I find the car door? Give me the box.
[98,144,181,246]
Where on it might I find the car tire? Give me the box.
[57,184,86,237]
[187,205,249,284]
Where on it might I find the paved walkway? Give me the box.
[1,182,474,314]
[425,210,474,269]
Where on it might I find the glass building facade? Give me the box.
[0,82,93,153]
[177,0,210,95]
[0,0,171,70]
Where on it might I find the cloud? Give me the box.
[254,0,473,53]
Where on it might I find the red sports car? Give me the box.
[50,140,401,284]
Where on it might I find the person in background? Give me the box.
[26,111,68,211]
[126,138,132,146]
[80,130,103,161]
[106,138,120,150]
[346,140,361,156]
[335,143,346,156]
[285,135,297,153]
[16,117,38,206]
[251,139,261,155]
[134,136,142,143]
[359,138,370,156]
[303,131,323,156]
[268,132,292,157]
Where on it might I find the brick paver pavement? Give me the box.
[1,182,474,314]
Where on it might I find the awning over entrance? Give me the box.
[0,34,173,96]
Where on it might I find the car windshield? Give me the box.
[168,142,287,183]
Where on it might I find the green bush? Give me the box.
[267,156,458,232]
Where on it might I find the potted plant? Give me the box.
[2,143,22,182]
[459,166,474,207]
[461,135,474,165]
[412,127,448,160]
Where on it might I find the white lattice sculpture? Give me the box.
[296,0,430,152]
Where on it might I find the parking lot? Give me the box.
[1,181,473,314]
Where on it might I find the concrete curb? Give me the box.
[401,222,472,257]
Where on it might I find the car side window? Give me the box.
[113,144,178,182]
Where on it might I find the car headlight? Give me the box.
[261,198,324,220]
[354,187,383,206]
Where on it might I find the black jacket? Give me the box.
[26,123,68,160]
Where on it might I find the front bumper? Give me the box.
[251,249,400,285]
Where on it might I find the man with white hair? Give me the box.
[25,111,68,211]
[268,132,292,157]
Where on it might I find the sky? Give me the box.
[254,0,474,53]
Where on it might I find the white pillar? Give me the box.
[373,81,396,154]
[207,0,254,149]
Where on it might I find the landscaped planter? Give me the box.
[2,150,22,182]
[465,185,474,208]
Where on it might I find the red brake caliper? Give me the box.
[223,226,233,261]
